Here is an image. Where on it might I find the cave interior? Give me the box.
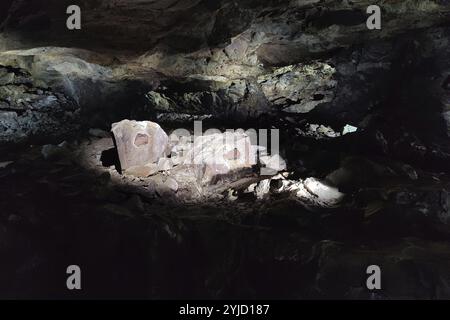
[0,0,450,299]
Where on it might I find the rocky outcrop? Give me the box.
[0,47,156,144]
[183,131,258,185]
[3,0,443,53]
[0,1,448,143]
[0,64,79,144]
[145,77,271,121]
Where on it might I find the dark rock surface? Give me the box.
[0,64,79,144]
[0,129,449,299]
[0,1,448,141]
[0,0,449,299]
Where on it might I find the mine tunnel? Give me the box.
[0,0,450,301]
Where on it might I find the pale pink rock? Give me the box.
[157,158,172,172]
[111,120,169,170]
[183,132,257,184]
[125,164,159,178]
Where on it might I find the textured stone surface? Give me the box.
[0,0,448,53]
[297,178,345,207]
[124,164,158,178]
[0,1,447,125]
[184,131,257,184]
[0,1,448,143]
[111,120,169,170]
[0,63,80,145]
[0,47,157,144]
[260,154,287,173]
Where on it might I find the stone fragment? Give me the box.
[165,177,179,192]
[146,91,172,111]
[157,158,172,172]
[125,164,158,178]
[260,154,287,173]
[296,178,345,207]
[244,183,257,194]
[270,177,291,193]
[169,164,204,196]
[255,179,271,199]
[111,120,169,170]
[342,124,358,135]
[154,176,179,195]
[0,161,13,169]
[316,125,340,138]
[227,189,238,201]
[170,155,184,166]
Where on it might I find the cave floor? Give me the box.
[1,134,450,299]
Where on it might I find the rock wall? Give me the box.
[0,0,448,147]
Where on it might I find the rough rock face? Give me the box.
[246,175,345,208]
[2,0,448,55]
[0,64,79,144]
[258,62,337,114]
[0,1,448,145]
[184,131,258,184]
[0,47,156,145]
[111,120,169,170]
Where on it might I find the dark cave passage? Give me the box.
[0,0,450,300]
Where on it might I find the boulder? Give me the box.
[164,177,179,193]
[111,120,169,171]
[342,124,358,135]
[154,176,179,196]
[260,154,287,175]
[255,179,271,199]
[0,161,13,169]
[296,178,345,207]
[183,132,257,184]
